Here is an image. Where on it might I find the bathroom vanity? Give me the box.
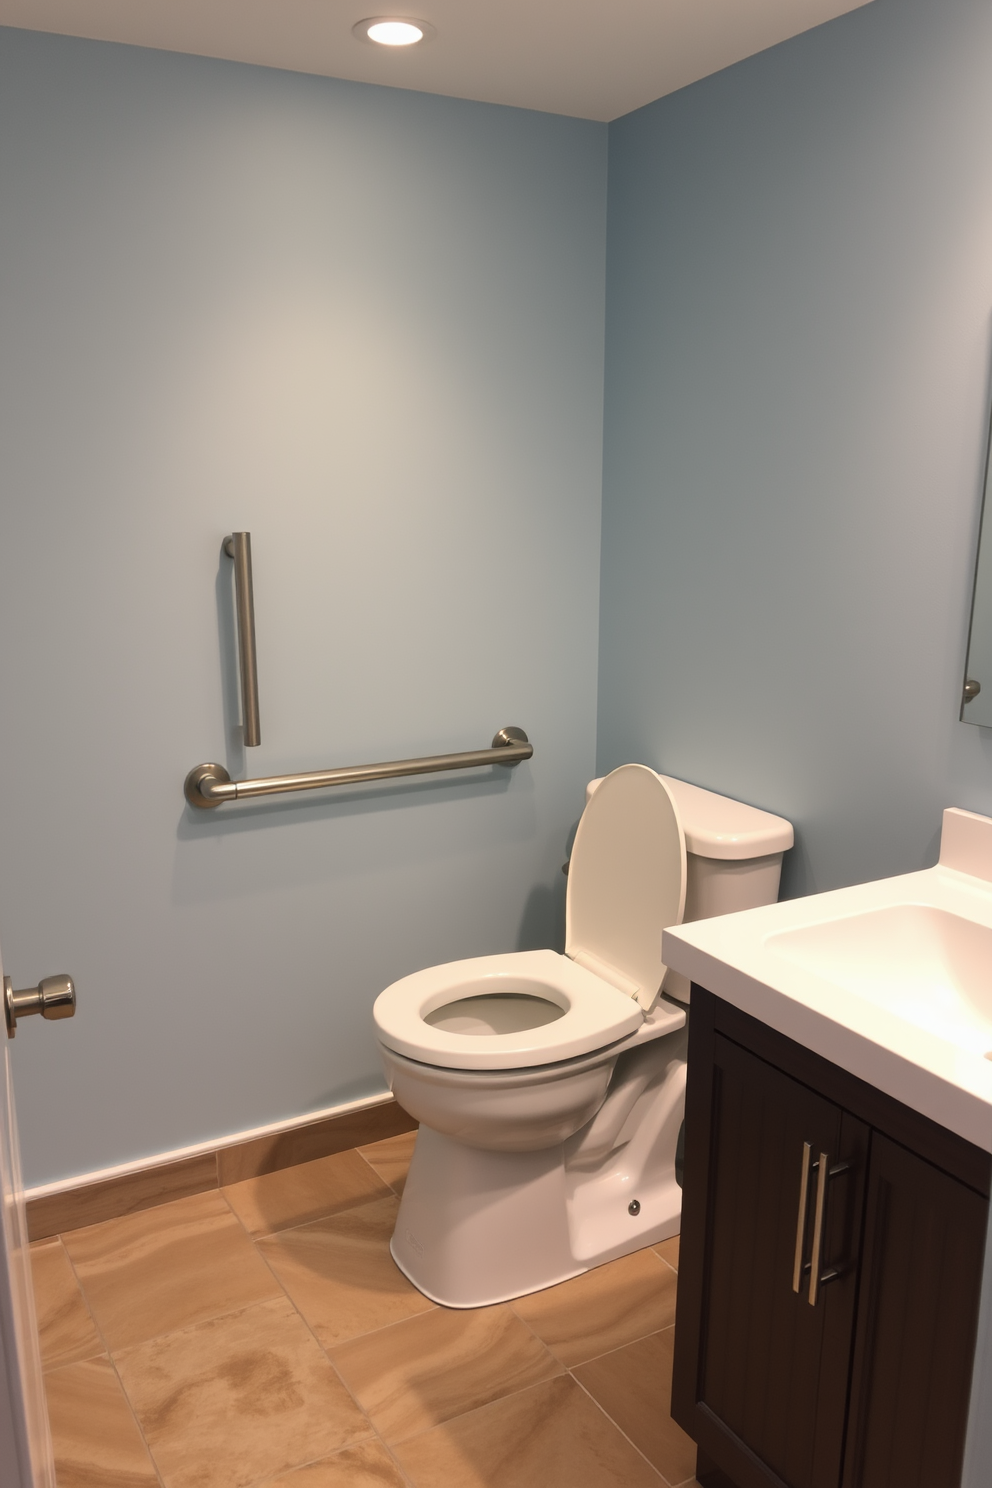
[672,987,988,1488]
[662,807,992,1488]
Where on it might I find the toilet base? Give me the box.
[391,1128,581,1306]
[390,1049,686,1307]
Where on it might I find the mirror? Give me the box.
[962,407,992,725]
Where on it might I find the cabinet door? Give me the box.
[842,1134,987,1488]
[677,1034,868,1488]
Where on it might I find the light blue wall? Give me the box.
[0,29,608,1185]
[601,3,992,1476]
[600,0,992,899]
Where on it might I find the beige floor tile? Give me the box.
[257,1196,434,1349]
[512,1247,677,1366]
[63,1189,282,1352]
[332,1303,563,1443]
[223,1149,391,1237]
[654,1234,679,1271]
[358,1131,418,1196]
[572,1327,696,1485]
[257,1439,408,1486]
[30,1239,104,1370]
[393,1373,663,1487]
[116,1296,371,1488]
[44,1355,159,1487]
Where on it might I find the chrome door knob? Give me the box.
[4,974,76,1038]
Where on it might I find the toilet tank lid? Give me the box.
[586,774,793,860]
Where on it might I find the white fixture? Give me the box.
[353,17,434,47]
[373,763,792,1306]
[588,772,794,1001]
[663,806,992,1154]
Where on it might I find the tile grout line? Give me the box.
[568,1368,674,1485]
[241,1437,418,1488]
[59,1190,294,1354]
[53,1233,169,1488]
[373,1435,421,1488]
[504,1296,574,1373]
[285,1227,677,1455]
[554,1318,677,1373]
[26,1237,101,1376]
[375,1359,683,1481]
[234,1169,467,1487]
[218,1185,421,1487]
[219,1188,444,1351]
[382,1370,577,1450]
[505,1249,679,1369]
[226,1179,578,1473]
[354,1147,399,1193]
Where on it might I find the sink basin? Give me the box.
[661,807,992,1152]
[767,905,992,1060]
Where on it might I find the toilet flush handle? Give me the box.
[4,974,76,1038]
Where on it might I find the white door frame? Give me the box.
[0,1042,56,1488]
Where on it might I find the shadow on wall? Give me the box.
[517,875,567,954]
[515,814,583,951]
[171,767,528,906]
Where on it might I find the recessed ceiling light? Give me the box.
[353,17,436,48]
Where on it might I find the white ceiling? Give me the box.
[0,0,872,121]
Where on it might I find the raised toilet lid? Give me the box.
[566,763,686,1011]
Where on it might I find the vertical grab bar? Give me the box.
[223,533,261,747]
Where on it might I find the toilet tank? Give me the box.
[585,773,793,1004]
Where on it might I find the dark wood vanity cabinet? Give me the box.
[672,988,990,1488]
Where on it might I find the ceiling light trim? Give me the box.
[353,16,437,48]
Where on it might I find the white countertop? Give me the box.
[663,829,992,1154]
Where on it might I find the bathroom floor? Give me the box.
[30,1131,700,1488]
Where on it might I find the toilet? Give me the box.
[373,764,793,1307]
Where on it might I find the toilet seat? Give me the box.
[373,765,688,1072]
[373,948,644,1071]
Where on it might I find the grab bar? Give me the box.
[223,533,260,747]
[184,727,532,808]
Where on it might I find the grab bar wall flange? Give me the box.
[223,532,260,747]
[184,727,532,809]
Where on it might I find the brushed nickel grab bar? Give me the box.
[223,532,261,747]
[184,727,532,809]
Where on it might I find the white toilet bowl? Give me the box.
[373,763,793,1307]
[380,1034,620,1154]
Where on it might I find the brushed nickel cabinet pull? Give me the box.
[808,1150,831,1305]
[793,1141,813,1293]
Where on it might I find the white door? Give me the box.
[0,944,76,1488]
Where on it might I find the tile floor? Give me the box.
[31,1131,701,1488]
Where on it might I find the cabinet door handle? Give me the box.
[808,1150,831,1305]
[792,1141,814,1293]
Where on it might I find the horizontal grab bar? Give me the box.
[184,727,532,809]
